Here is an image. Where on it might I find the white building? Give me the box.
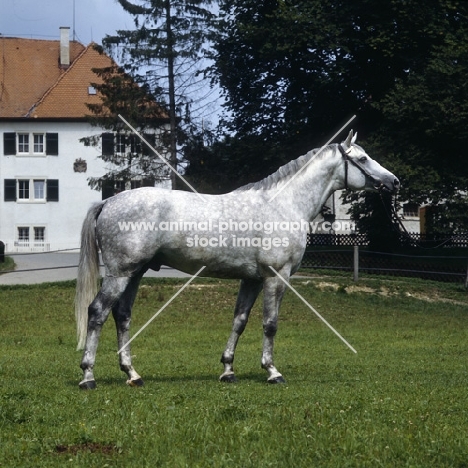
[315,191,420,236]
[0,29,170,252]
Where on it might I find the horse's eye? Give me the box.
[359,156,367,163]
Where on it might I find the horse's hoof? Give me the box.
[219,373,237,383]
[126,378,144,387]
[79,380,97,390]
[267,376,286,384]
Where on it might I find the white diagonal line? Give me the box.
[117,266,206,354]
[268,115,356,202]
[118,114,206,202]
[269,266,357,353]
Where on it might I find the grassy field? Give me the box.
[0,256,15,272]
[0,274,468,467]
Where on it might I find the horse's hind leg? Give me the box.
[79,276,131,389]
[112,272,145,387]
[220,279,263,383]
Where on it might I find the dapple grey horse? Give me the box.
[75,131,399,389]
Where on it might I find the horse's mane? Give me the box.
[234,144,336,192]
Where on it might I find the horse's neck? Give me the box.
[275,149,342,221]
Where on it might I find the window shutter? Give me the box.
[3,133,16,155]
[102,180,114,200]
[4,179,16,201]
[102,133,114,156]
[46,179,59,201]
[46,133,59,155]
[142,134,155,156]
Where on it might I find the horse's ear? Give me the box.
[343,130,354,149]
[351,132,358,144]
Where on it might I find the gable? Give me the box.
[0,35,168,122]
[0,37,85,118]
[29,45,114,119]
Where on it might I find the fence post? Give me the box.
[465,259,468,290]
[0,241,4,263]
[353,244,359,282]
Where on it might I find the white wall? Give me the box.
[319,191,420,235]
[0,121,109,252]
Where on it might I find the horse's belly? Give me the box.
[156,247,262,279]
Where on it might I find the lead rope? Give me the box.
[377,190,416,243]
[380,192,452,250]
[344,157,349,190]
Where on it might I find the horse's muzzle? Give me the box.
[376,177,400,194]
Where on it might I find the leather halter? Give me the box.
[338,144,381,191]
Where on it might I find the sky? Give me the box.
[0,0,222,127]
[0,0,134,45]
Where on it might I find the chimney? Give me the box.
[59,27,70,68]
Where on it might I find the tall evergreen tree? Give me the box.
[102,0,216,188]
[82,53,171,196]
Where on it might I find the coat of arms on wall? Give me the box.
[73,158,87,173]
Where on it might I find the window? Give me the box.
[17,227,30,244]
[34,180,45,200]
[115,134,126,154]
[88,86,97,95]
[403,203,419,218]
[33,134,45,154]
[18,133,29,153]
[101,132,155,157]
[16,226,46,247]
[34,227,45,243]
[4,179,59,202]
[132,179,154,189]
[18,179,45,201]
[114,180,126,194]
[18,180,30,199]
[130,136,142,155]
[3,132,58,156]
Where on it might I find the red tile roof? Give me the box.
[0,36,167,120]
[29,44,114,118]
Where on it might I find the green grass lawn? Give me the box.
[0,256,15,273]
[0,275,467,467]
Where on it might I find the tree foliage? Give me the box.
[103,0,216,188]
[208,0,468,236]
[82,50,171,193]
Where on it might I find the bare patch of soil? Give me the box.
[55,442,118,455]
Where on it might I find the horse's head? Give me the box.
[339,131,400,194]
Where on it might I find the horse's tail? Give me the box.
[75,202,104,350]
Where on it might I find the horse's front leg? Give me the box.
[220,279,263,382]
[261,273,288,383]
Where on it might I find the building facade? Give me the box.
[0,29,170,252]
